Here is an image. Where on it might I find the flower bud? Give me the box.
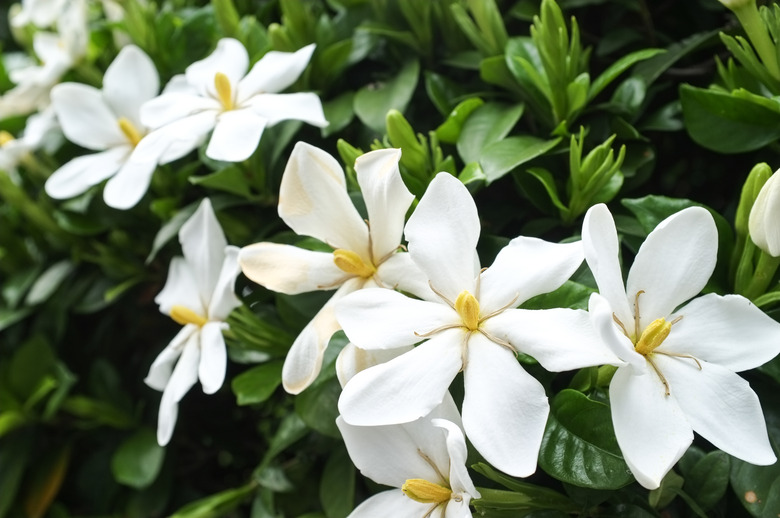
[749,168,780,256]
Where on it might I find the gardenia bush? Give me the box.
[1,0,780,517]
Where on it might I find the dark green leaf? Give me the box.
[684,450,729,511]
[435,97,485,144]
[354,60,419,133]
[588,49,665,101]
[322,92,355,138]
[457,102,524,164]
[111,429,165,489]
[319,446,355,518]
[480,136,560,183]
[190,165,253,198]
[231,361,283,406]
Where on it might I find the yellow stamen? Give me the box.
[170,305,208,327]
[402,479,452,504]
[333,249,376,278]
[634,317,671,356]
[214,72,234,110]
[455,290,480,331]
[118,117,142,146]
[0,130,14,146]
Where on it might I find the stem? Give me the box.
[733,2,780,81]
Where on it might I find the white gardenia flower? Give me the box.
[45,45,197,209]
[239,142,430,394]
[337,396,480,518]
[145,199,241,446]
[12,0,69,28]
[749,168,780,256]
[140,38,327,162]
[582,203,780,489]
[336,172,618,477]
[0,106,61,173]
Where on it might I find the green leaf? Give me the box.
[9,336,56,401]
[321,92,355,138]
[459,161,487,187]
[457,102,524,164]
[526,167,568,212]
[319,446,355,518]
[190,165,253,198]
[634,30,719,86]
[24,261,75,306]
[170,483,255,518]
[354,60,420,133]
[521,281,596,311]
[479,136,560,183]
[680,84,780,153]
[588,48,665,101]
[231,362,283,406]
[435,97,485,144]
[684,450,729,511]
[295,377,341,438]
[730,447,780,517]
[538,389,633,489]
[649,469,683,509]
[111,429,165,489]
[0,412,26,438]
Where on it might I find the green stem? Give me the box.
[733,1,780,81]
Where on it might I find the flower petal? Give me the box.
[239,243,345,295]
[249,92,327,127]
[51,82,126,149]
[749,169,780,256]
[185,38,248,97]
[582,204,632,325]
[45,146,129,199]
[206,108,267,162]
[374,252,436,301]
[479,237,583,314]
[344,489,429,518]
[238,44,315,99]
[208,245,241,320]
[462,333,549,477]
[102,155,157,209]
[338,329,463,426]
[354,148,414,260]
[484,307,622,371]
[199,321,228,394]
[282,279,360,394]
[336,288,456,350]
[156,334,200,445]
[609,364,693,489]
[180,199,229,304]
[278,142,369,255]
[140,92,218,129]
[626,206,717,328]
[335,342,413,387]
[658,355,776,465]
[588,293,644,369]
[433,418,480,500]
[405,172,481,302]
[144,324,195,391]
[154,256,205,316]
[102,44,159,127]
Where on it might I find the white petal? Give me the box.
[45,147,129,199]
[375,252,436,301]
[238,44,315,99]
[338,329,463,426]
[278,142,369,255]
[51,82,125,149]
[140,92,218,129]
[626,207,717,328]
[346,490,429,518]
[336,288,456,350]
[156,335,200,445]
[335,342,413,387]
[151,112,215,163]
[445,498,474,518]
[582,204,632,325]
[239,243,346,295]
[354,148,413,260]
[485,307,622,371]
[185,38,248,97]
[154,256,205,316]
[749,170,780,256]
[199,321,228,394]
[102,155,157,209]
[662,293,780,371]
[587,293,644,369]
[144,325,194,391]
[207,246,241,320]
[433,418,480,500]
[462,333,549,477]
[479,237,583,314]
[282,279,360,394]
[609,365,693,489]
[248,92,327,127]
[206,108,267,162]
[658,355,776,465]
[180,199,228,305]
[405,172,481,301]
[102,45,159,127]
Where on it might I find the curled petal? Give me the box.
[588,293,643,369]
[239,243,345,295]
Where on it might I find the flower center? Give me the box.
[214,72,234,110]
[0,130,14,146]
[634,317,671,355]
[117,117,142,146]
[333,249,376,279]
[455,290,480,331]
[170,305,208,327]
[402,478,452,505]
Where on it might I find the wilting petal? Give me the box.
[405,173,480,301]
[588,293,643,368]
[249,93,327,127]
[609,365,693,489]
[185,38,248,97]
[179,199,228,302]
[51,82,126,149]
[157,335,200,445]
[462,334,549,477]
[199,321,228,394]
[749,169,780,256]
[433,419,480,499]
[335,343,413,387]
[207,246,241,321]
[154,256,205,316]
[347,490,429,518]
[582,204,633,325]
[239,243,345,295]
[626,207,717,329]
[375,252,435,301]
[282,279,360,394]
[144,324,195,391]
[238,44,315,99]
[45,146,129,199]
[479,237,583,314]
[659,355,776,465]
[339,329,463,426]
[206,108,267,162]
[484,307,622,371]
[278,142,369,255]
[102,45,159,127]
[336,288,456,350]
[662,293,780,372]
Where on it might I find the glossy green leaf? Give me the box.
[457,102,524,164]
[521,281,596,311]
[319,446,355,518]
[648,469,682,509]
[111,428,165,489]
[435,97,485,144]
[321,92,355,138]
[190,165,253,198]
[730,448,780,517]
[684,450,729,511]
[354,60,419,133]
[538,389,633,489]
[295,377,341,438]
[231,361,283,406]
[480,136,560,183]
[588,48,664,101]
[526,167,567,212]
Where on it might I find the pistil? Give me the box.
[214,72,234,110]
[170,305,208,327]
[118,117,143,146]
[333,249,376,278]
